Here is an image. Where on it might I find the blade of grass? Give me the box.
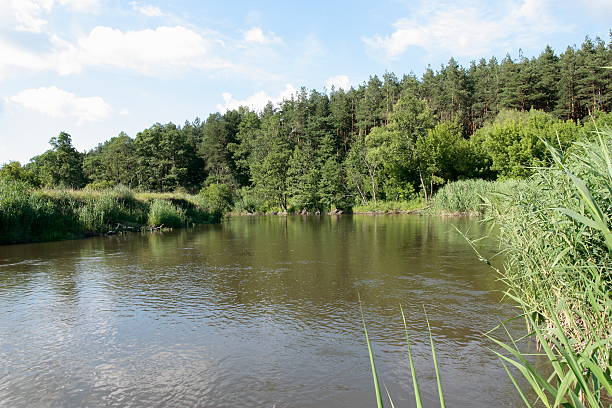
[359,293,384,408]
[400,305,423,408]
[423,306,445,408]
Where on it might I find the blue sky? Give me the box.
[0,0,610,164]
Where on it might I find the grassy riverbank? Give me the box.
[489,130,611,404]
[0,183,223,244]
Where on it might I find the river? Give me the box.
[0,215,525,407]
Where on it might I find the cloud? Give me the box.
[0,25,234,78]
[363,0,566,59]
[130,2,163,17]
[74,26,220,73]
[243,27,282,44]
[6,86,113,123]
[216,84,297,112]
[2,0,99,33]
[325,75,351,91]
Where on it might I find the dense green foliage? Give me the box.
[486,131,611,406]
[0,183,218,244]
[2,36,609,214]
[494,131,611,353]
[146,199,188,228]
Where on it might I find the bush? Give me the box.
[233,187,268,213]
[84,180,115,191]
[0,180,36,242]
[147,199,187,227]
[197,183,234,216]
[472,109,579,179]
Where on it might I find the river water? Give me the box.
[0,215,525,407]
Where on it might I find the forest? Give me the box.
[1,35,611,214]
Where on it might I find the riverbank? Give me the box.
[0,183,222,245]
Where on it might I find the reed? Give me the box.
[146,199,187,227]
[362,129,611,406]
[0,184,221,244]
[430,178,525,216]
[484,128,612,406]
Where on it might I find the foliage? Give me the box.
[0,183,218,244]
[473,109,580,178]
[83,132,136,187]
[353,199,424,213]
[0,161,37,186]
[84,180,116,190]
[430,179,524,215]
[197,183,234,216]
[8,36,611,212]
[28,132,86,188]
[146,199,187,227]
[133,123,203,192]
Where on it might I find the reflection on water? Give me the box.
[0,215,523,407]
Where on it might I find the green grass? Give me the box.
[484,129,612,406]
[0,184,222,244]
[430,178,526,216]
[146,199,187,228]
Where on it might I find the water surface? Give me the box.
[0,215,524,407]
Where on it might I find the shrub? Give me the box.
[147,199,187,227]
[197,183,234,216]
[84,180,115,191]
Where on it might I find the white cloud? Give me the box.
[0,25,234,78]
[6,86,113,123]
[75,26,218,73]
[1,0,99,33]
[363,0,565,59]
[130,2,163,17]
[243,27,282,44]
[325,75,351,91]
[216,84,297,112]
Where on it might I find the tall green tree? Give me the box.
[249,107,291,210]
[134,123,201,191]
[83,132,136,187]
[29,132,86,188]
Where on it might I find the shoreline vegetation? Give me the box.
[1,36,610,226]
[0,184,225,245]
[361,130,612,407]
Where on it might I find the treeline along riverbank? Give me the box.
[1,35,610,216]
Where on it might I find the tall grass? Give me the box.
[490,130,610,357]
[146,199,187,227]
[359,303,446,408]
[484,129,612,406]
[0,184,222,244]
[430,178,525,216]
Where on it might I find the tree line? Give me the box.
[2,35,611,212]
